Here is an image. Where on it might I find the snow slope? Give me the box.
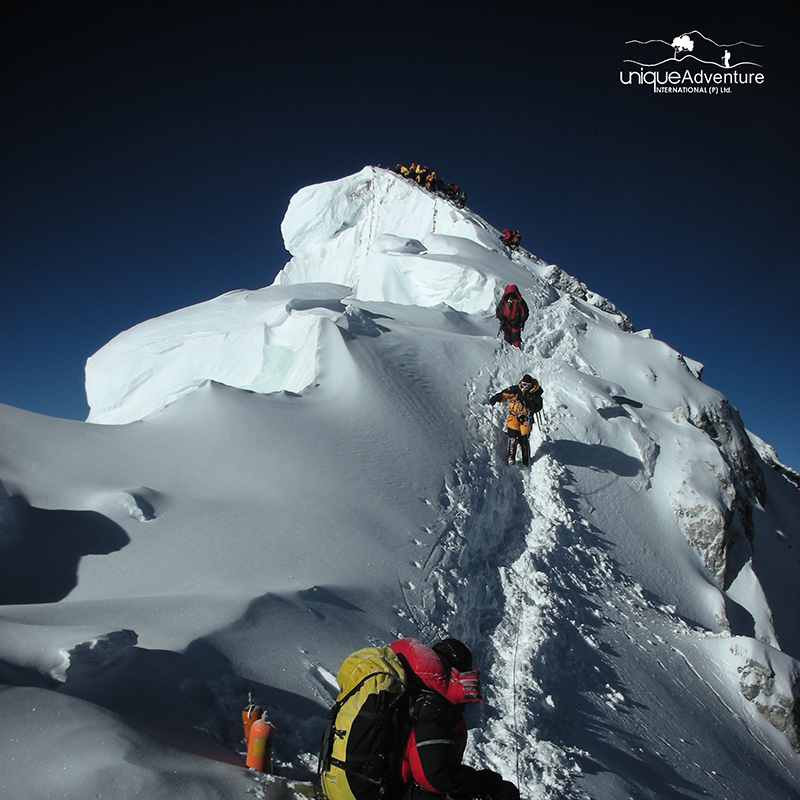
[2,167,799,800]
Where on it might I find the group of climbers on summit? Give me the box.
[390,165,526,247]
[393,163,467,208]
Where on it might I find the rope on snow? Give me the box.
[510,551,534,787]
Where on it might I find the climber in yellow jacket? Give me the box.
[489,374,543,466]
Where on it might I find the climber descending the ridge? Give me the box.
[495,285,529,348]
[489,375,544,467]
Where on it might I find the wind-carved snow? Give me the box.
[2,167,800,799]
[85,283,352,424]
[278,167,506,304]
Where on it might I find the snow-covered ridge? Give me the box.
[82,169,800,745]
[3,167,800,798]
[85,167,629,425]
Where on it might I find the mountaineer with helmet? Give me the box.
[390,637,520,800]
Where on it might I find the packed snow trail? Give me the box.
[383,329,587,796]
[446,338,588,797]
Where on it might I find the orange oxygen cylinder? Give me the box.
[245,712,275,773]
[241,694,263,745]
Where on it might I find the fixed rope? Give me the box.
[510,551,534,787]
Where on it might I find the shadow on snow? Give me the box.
[0,490,130,605]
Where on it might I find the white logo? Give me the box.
[620,31,764,93]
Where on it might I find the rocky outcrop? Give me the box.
[543,264,635,331]
[675,398,767,589]
[738,653,800,753]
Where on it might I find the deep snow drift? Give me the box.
[1,167,799,800]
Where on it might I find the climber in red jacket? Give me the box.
[390,637,520,800]
[495,284,529,348]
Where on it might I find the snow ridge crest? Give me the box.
[84,167,550,424]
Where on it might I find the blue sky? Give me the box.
[2,1,798,470]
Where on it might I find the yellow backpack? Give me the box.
[318,646,408,800]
